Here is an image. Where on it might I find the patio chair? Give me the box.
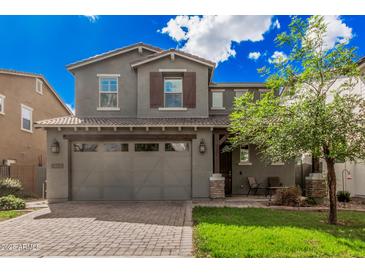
[247,177,267,196]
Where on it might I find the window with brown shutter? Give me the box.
[150,72,163,108]
[183,72,196,108]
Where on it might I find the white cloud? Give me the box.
[248,51,261,61]
[322,16,352,49]
[160,15,273,64]
[84,15,99,23]
[268,51,288,64]
[66,104,75,114]
[272,19,281,29]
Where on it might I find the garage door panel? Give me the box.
[134,186,164,200]
[71,141,191,200]
[103,186,134,200]
[74,186,102,200]
[163,186,190,200]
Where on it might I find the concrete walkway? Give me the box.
[0,201,192,257]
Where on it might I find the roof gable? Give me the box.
[67,42,162,71]
[130,49,216,69]
[0,69,72,115]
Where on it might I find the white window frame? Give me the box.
[21,104,33,133]
[238,145,252,165]
[97,75,120,111]
[163,77,183,108]
[211,91,225,110]
[234,89,248,97]
[0,94,5,115]
[36,79,43,94]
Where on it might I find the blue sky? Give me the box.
[0,15,364,110]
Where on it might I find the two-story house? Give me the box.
[0,69,72,193]
[36,42,295,202]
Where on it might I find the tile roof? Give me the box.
[35,116,230,128]
[130,49,216,68]
[209,82,267,88]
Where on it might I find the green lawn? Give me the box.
[0,210,24,222]
[193,207,365,258]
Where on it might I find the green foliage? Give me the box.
[0,177,23,197]
[337,191,351,203]
[273,187,301,206]
[193,207,365,257]
[0,195,26,210]
[229,16,365,224]
[0,210,23,220]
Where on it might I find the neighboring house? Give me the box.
[35,42,295,202]
[0,69,72,192]
[324,57,365,197]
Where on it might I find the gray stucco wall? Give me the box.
[136,55,210,118]
[209,88,263,116]
[71,49,154,118]
[45,127,213,202]
[231,145,296,195]
[46,129,70,202]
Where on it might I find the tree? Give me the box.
[229,16,365,224]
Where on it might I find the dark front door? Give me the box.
[220,147,232,196]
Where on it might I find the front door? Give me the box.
[220,145,232,196]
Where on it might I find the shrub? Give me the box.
[273,187,301,206]
[0,195,26,210]
[305,197,319,206]
[337,191,351,203]
[0,177,23,196]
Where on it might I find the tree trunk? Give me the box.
[325,158,337,224]
[312,156,320,173]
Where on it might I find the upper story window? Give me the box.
[235,89,248,98]
[0,94,5,115]
[98,75,119,109]
[36,79,43,94]
[211,91,224,109]
[164,77,183,108]
[21,104,33,133]
[239,145,252,165]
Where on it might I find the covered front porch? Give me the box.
[211,129,296,199]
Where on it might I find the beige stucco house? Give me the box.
[36,42,296,202]
[0,69,72,166]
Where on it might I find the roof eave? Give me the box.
[130,51,216,69]
[0,69,73,115]
[67,43,162,71]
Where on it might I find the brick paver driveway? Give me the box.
[0,201,192,257]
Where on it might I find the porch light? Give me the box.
[199,139,206,154]
[50,140,60,154]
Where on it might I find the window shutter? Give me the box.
[150,72,163,108]
[183,72,196,108]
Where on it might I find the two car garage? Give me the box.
[70,141,192,201]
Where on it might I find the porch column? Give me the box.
[214,133,220,173]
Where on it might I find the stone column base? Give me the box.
[209,173,225,199]
[305,173,327,203]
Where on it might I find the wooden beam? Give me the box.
[219,134,228,146]
[214,133,220,173]
[63,134,197,141]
